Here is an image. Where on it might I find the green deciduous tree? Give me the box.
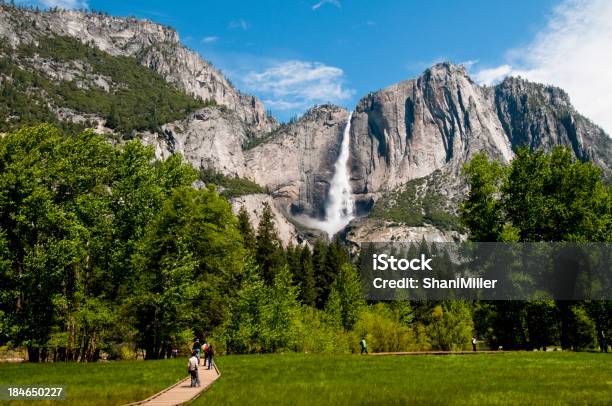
[130,186,245,359]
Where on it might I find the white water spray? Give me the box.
[321,111,355,237]
[294,112,356,238]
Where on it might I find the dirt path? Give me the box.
[370,351,507,356]
[125,363,220,406]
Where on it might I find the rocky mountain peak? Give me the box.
[496,76,572,109]
[298,104,348,126]
[421,62,470,82]
[0,4,277,134]
[493,76,611,170]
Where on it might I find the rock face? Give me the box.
[493,77,612,171]
[350,63,514,196]
[245,105,350,219]
[0,5,277,134]
[345,218,465,245]
[147,107,251,177]
[346,62,612,241]
[351,64,612,199]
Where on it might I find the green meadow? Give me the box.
[198,352,612,406]
[0,358,185,405]
[1,352,610,405]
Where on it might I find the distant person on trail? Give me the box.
[472,336,477,352]
[206,344,215,370]
[599,331,608,353]
[192,338,201,364]
[188,351,200,387]
[360,337,368,355]
[202,341,209,367]
[171,348,178,358]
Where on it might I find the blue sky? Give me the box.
[22,1,612,133]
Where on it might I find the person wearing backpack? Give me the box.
[360,337,368,355]
[206,344,215,370]
[202,341,209,367]
[192,338,201,364]
[188,351,200,387]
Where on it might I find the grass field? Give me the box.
[0,358,186,405]
[1,353,610,405]
[197,352,612,406]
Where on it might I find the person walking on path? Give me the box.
[472,336,477,352]
[202,341,209,367]
[192,339,201,364]
[360,337,368,355]
[188,351,200,388]
[206,344,215,369]
[599,331,608,353]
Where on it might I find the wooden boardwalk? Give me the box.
[125,363,220,406]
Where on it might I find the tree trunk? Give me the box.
[27,347,40,363]
[558,301,572,350]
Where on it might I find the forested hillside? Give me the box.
[0,35,206,134]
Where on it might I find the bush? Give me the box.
[294,307,351,353]
[425,302,474,351]
[352,304,428,353]
[200,168,265,198]
[569,306,597,350]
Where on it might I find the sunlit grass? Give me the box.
[0,358,186,405]
[197,352,612,405]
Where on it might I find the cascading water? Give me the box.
[320,111,355,237]
[293,112,356,238]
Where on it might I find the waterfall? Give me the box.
[320,111,355,238]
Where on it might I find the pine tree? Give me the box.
[318,238,348,307]
[285,243,301,282]
[106,102,120,130]
[312,239,328,309]
[255,202,283,284]
[297,245,316,307]
[237,206,256,253]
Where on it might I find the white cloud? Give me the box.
[473,64,513,85]
[243,60,354,110]
[312,0,341,10]
[201,36,219,44]
[261,99,305,111]
[18,0,88,9]
[458,59,479,70]
[473,0,612,134]
[228,19,249,30]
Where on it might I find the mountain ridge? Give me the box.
[0,4,277,134]
[1,5,610,244]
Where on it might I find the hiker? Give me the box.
[188,351,200,387]
[202,341,209,367]
[207,344,215,369]
[599,331,608,353]
[472,336,477,352]
[171,348,178,358]
[192,338,201,364]
[360,337,368,355]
